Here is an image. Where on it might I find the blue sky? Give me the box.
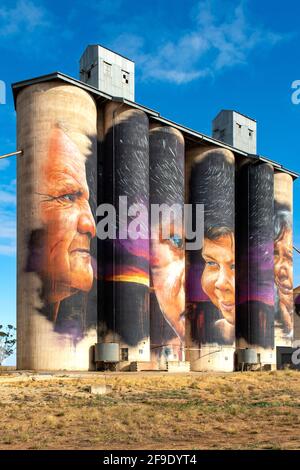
[0,0,300,363]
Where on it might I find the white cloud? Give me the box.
[0,180,16,257]
[0,190,16,205]
[0,244,16,255]
[112,1,285,85]
[0,222,16,239]
[0,206,16,237]
[0,0,49,37]
[196,1,282,71]
[0,159,10,171]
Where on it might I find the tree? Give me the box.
[0,324,16,365]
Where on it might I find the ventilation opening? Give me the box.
[121,348,129,361]
[122,70,129,84]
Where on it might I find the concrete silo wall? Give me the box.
[236,163,275,366]
[17,82,98,370]
[99,103,150,366]
[15,78,296,372]
[295,290,300,342]
[274,172,293,347]
[186,147,236,371]
[149,126,185,368]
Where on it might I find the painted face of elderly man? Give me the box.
[36,126,96,316]
[149,127,185,342]
[274,204,293,334]
[151,216,185,340]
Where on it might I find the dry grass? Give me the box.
[0,370,300,449]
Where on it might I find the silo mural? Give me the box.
[186,148,235,371]
[99,103,150,366]
[236,163,275,364]
[274,172,293,346]
[17,83,97,370]
[295,289,300,343]
[149,126,185,368]
[13,73,297,373]
[296,292,300,316]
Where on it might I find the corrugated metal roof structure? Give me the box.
[12,71,299,179]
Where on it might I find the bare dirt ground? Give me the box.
[0,370,300,450]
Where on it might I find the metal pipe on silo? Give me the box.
[0,150,23,159]
[100,102,150,368]
[149,125,185,369]
[16,82,98,370]
[236,162,275,367]
[186,147,236,371]
[274,172,293,347]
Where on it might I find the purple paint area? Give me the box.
[105,238,150,279]
[186,262,210,302]
[238,241,274,305]
[105,263,149,280]
[56,324,84,343]
[116,238,149,261]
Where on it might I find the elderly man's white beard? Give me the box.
[151,258,185,338]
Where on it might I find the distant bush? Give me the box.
[0,324,16,365]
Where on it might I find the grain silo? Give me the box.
[149,125,185,369]
[274,172,293,347]
[10,45,299,372]
[16,82,98,370]
[97,102,150,369]
[186,147,236,371]
[236,163,275,368]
